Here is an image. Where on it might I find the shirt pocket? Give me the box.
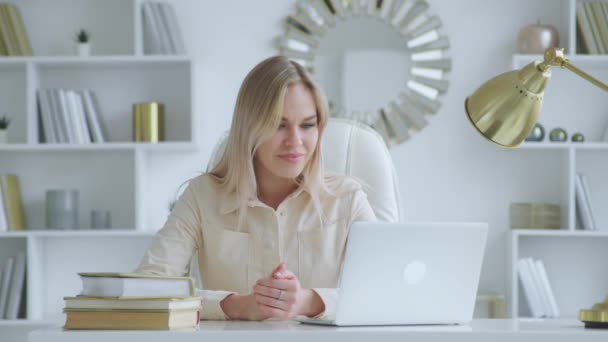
[297,219,346,288]
[201,225,250,293]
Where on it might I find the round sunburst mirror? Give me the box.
[277,0,451,146]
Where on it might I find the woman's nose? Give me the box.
[284,127,302,146]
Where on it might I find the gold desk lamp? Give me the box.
[465,47,608,328]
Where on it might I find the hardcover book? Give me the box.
[78,272,195,298]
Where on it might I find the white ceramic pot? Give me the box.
[77,43,91,56]
[0,130,7,143]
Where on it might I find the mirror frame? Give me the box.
[277,0,451,146]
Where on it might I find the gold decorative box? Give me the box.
[509,203,560,229]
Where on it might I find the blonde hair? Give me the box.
[209,55,330,228]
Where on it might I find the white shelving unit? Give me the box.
[0,0,195,333]
[508,0,608,319]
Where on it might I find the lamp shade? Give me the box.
[465,61,551,148]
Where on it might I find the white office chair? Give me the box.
[206,118,402,222]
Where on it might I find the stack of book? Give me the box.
[0,251,26,319]
[37,88,107,144]
[64,272,201,330]
[141,1,186,55]
[575,172,597,231]
[0,3,33,56]
[0,174,27,232]
[577,1,608,54]
[517,257,560,318]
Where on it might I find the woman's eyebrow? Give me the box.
[281,115,317,122]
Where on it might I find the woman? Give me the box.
[136,55,376,320]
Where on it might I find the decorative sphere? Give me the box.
[517,22,560,54]
[525,123,545,142]
[549,128,568,142]
[571,132,585,142]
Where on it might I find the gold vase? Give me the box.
[133,102,165,142]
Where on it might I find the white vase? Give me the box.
[0,130,7,144]
[77,43,91,56]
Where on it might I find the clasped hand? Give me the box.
[221,263,324,320]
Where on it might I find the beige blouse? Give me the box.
[135,173,376,320]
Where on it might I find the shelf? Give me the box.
[0,142,197,152]
[0,55,192,65]
[519,142,573,150]
[520,142,608,150]
[0,230,155,238]
[0,319,60,327]
[512,229,608,237]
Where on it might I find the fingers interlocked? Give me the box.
[254,284,290,309]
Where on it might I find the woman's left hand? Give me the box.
[253,263,324,319]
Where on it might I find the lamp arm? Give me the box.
[538,47,608,92]
[561,62,608,92]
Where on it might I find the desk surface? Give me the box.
[29,319,608,342]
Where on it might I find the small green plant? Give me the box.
[0,115,10,130]
[76,29,90,43]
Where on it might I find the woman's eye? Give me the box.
[302,123,317,129]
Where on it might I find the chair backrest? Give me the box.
[206,118,401,222]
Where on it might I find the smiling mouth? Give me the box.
[278,153,304,162]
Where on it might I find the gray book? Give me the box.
[575,173,595,231]
[160,2,186,54]
[151,2,172,54]
[81,90,107,143]
[5,251,25,319]
[142,2,162,54]
[37,89,56,143]
[0,257,14,317]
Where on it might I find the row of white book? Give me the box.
[577,1,608,54]
[517,257,560,318]
[0,252,26,320]
[142,1,186,55]
[37,88,108,144]
[575,172,597,231]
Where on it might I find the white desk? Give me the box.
[29,319,608,342]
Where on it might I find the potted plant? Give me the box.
[0,115,10,143]
[75,29,91,56]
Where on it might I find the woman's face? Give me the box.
[254,82,319,182]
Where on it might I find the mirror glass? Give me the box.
[315,17,410,114]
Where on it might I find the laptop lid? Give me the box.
[333,222,488,326]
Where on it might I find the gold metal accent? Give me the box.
[580,296,608,328]
[465,47,608,148]
[133,102,165,143]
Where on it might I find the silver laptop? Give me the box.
[295,222,488,326]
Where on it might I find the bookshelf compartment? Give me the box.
[575,150,608,230]
[0,64,28,144]
[500,148,571,229]
[0,150,136,231]
[517,235,608,318]
[10,0,135,56]
[34,60,192,143]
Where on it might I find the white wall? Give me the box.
[146,0,566,299]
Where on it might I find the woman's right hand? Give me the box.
[220,293,274,321]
